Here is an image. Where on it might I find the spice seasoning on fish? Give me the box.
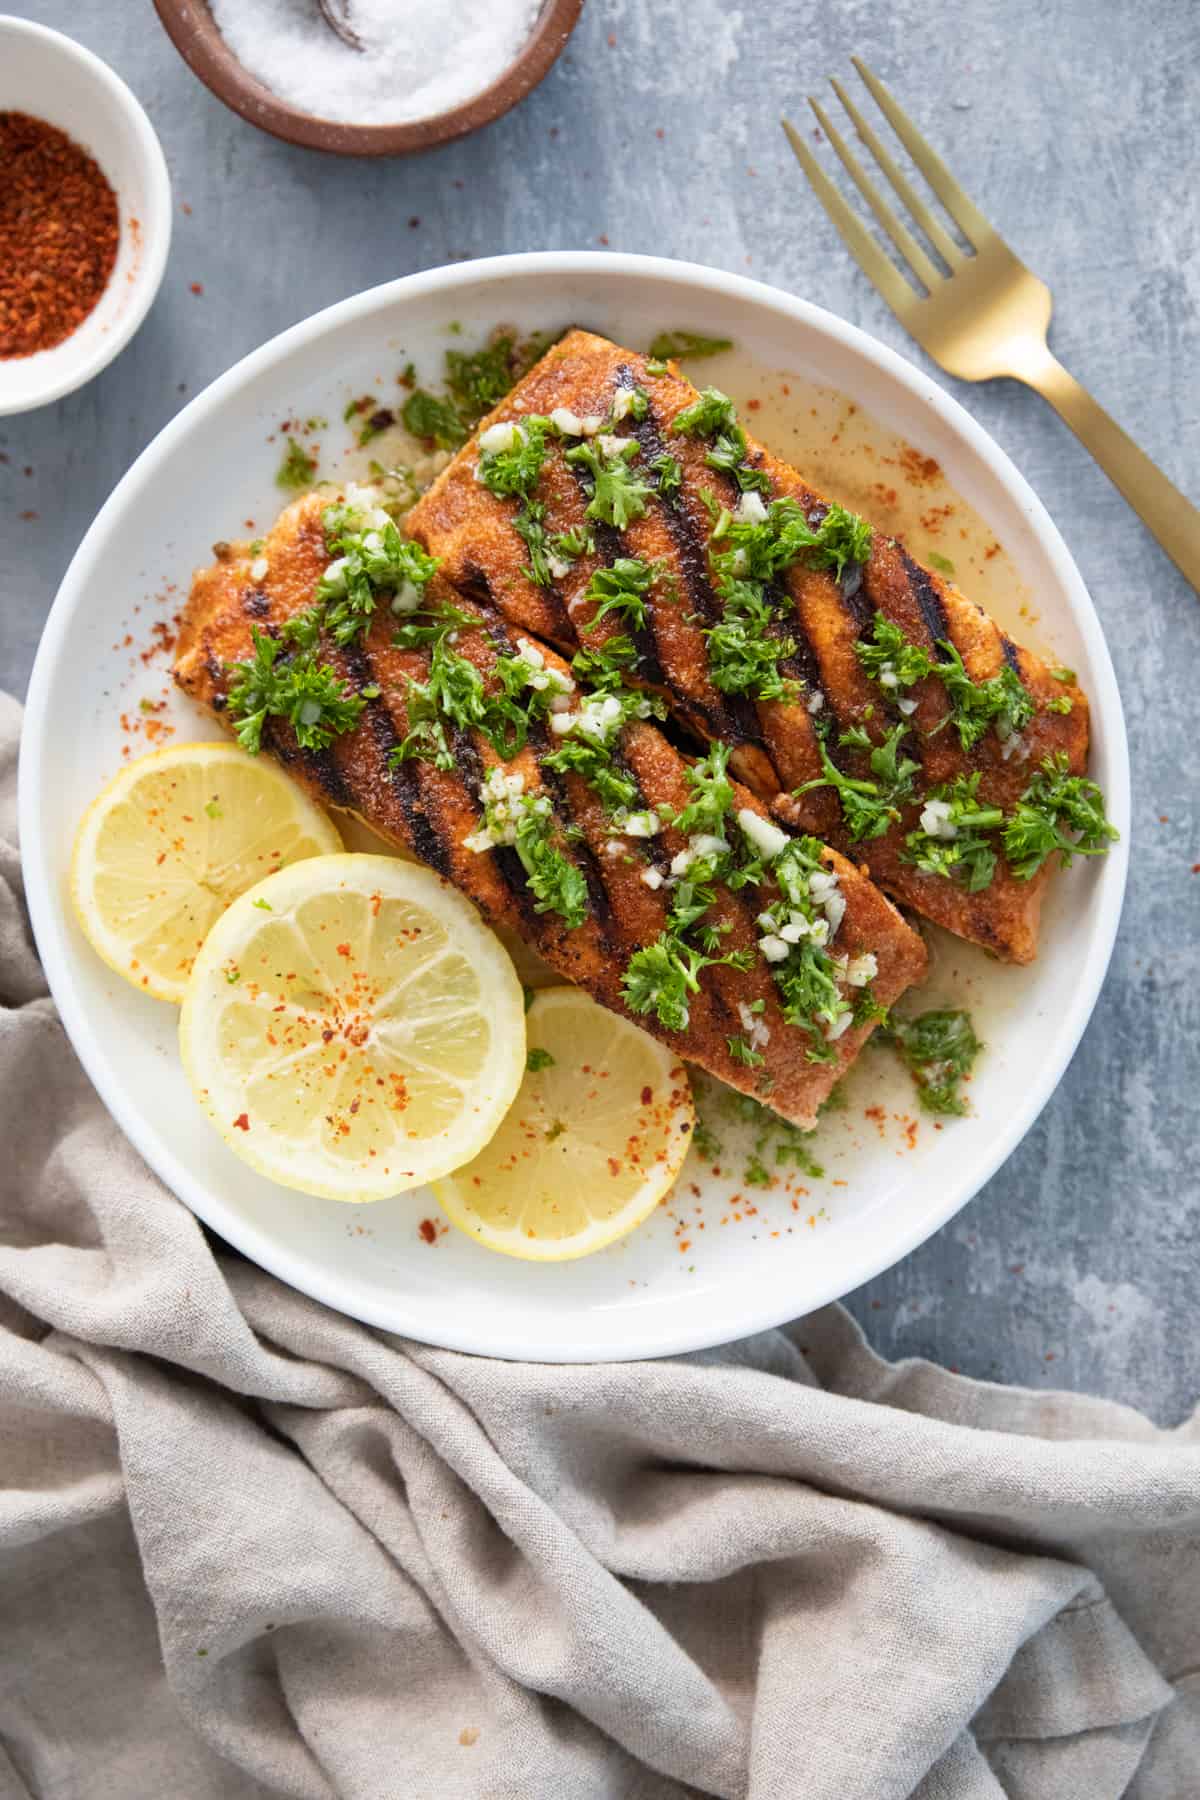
[0,112,119,360]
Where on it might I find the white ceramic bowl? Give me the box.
[0,17,171,417]
[19,254,1129,1360]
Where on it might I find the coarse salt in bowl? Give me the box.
[0,18,172,418]
[152,0,582,156]
[209,0,542,127]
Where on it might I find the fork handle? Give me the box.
[1018,349,1200,593]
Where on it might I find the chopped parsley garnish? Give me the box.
[391,603,555,767]
[317,501,439,646]
[571,635,639,691]
[620,747,754,1032]
[673,741,734,836]
[724,1088,826,1179]
[276,437,317,491]
[623,936,752,1034]
[902,773,1004,891]
[525,1047,556,1072]
[856,611,935,690]
[549,523,593,562]
[512,502,552,587]
[513,799,588,929]
[648,330,734,362]
[796,721,920,842]
[701,496,872,703]
[476,415,550,497]
[650,452,683,498]
[582,557,654,630]
[759,835,852,1059]
[1002,753,1117,880]
[445,338,520,422]
[1045,695,1074,715]
[672,386,739,438]
[225,628,364,755]
[784,501,873,582]
[883,1009,981,1115]
[401,388,467,449]
[469,771,588,929]
[565,437,654,529]
[858,615,1037,751]
[933,641,1035,751]
[670,386,770,493]
[704,581,797,701]
[543,736,638,812]
[727,1035,765,1068]
[474,418,555,586]
[926,551,956,577]
[705,430,771,494]
[1052,667,1076,683]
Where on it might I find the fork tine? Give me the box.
[851,57,993,249]
[807,95,942,292]
[828,78,964,269]
[781,118,921,318]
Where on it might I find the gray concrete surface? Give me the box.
[4,0,1197,1417]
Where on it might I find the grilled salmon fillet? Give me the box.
[174,492,927,1129]
[406,328,1093,963]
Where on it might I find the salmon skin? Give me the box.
[405,328,1094,963]
[175,491,927,1130]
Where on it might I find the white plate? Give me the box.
[19,254,1129,1360]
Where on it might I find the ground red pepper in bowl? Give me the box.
[0,111,120,360]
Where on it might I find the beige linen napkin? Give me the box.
[1,691,1197,1800]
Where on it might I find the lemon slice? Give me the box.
[179,853,525,1203]
[434,987,694,1260]
[71,743,343,1002]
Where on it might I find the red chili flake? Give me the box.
[418,1218,438,1245]
[189,281,204,296]
[335,942,352,957]
[597,233,610,246]
[232,1113,250,1131]
[0,113,119,358]
[1192,864,1200,874]
[640,1085,652,1106]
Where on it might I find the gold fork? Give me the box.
[783,59,1200,593]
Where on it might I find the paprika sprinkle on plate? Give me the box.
[0,111,120,360]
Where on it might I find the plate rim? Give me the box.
[18,251,1130,1359]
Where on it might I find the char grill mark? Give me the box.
[266,726,352,808]
[341,640,451,875]
[533,746,622,952]
[618,365,766,750]
[897,545,952,646]
[566,468,666,686]
[772,581,825,694]
[834,562,876,636]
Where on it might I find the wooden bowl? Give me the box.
[151,0,582,156]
